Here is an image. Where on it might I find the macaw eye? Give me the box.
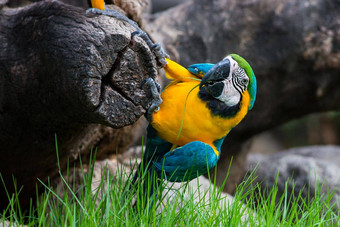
[241,78,248,85]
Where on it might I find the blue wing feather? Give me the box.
[153,141,219,182]
[187,63,214,77]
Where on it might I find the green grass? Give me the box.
[1,148,339,226]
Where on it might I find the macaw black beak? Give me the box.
[200,58,231,88]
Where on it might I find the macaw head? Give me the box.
[199,54,257,111]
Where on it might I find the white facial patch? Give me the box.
[215,79,241,106]
[215,55,248,106]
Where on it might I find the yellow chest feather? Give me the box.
[151,80,250,151]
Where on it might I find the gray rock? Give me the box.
[0,220,26,227]
[247,145,340,208]
[91,149,249,216]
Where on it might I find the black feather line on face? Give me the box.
[232,77,243,96]
[198,87,241,118]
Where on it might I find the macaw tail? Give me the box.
[130,162,161,210]
[91,0,105,10]
[130,128,173,209]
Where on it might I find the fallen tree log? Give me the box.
[0,0,157,209]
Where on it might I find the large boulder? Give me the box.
[247,145,340,208]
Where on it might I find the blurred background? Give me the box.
[249,112,340,154]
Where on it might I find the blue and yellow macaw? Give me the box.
[134,54,257,187]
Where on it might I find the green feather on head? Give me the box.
[230,54,257,110]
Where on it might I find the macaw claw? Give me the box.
[85,8,138,26]
[132,31,169,67]
[142,78,162,122]
[85,8,168,67]
[85,8,100,16]
[151,43,169,67]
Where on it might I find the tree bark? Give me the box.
[147,0,340,193]
[0,0,157,209]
